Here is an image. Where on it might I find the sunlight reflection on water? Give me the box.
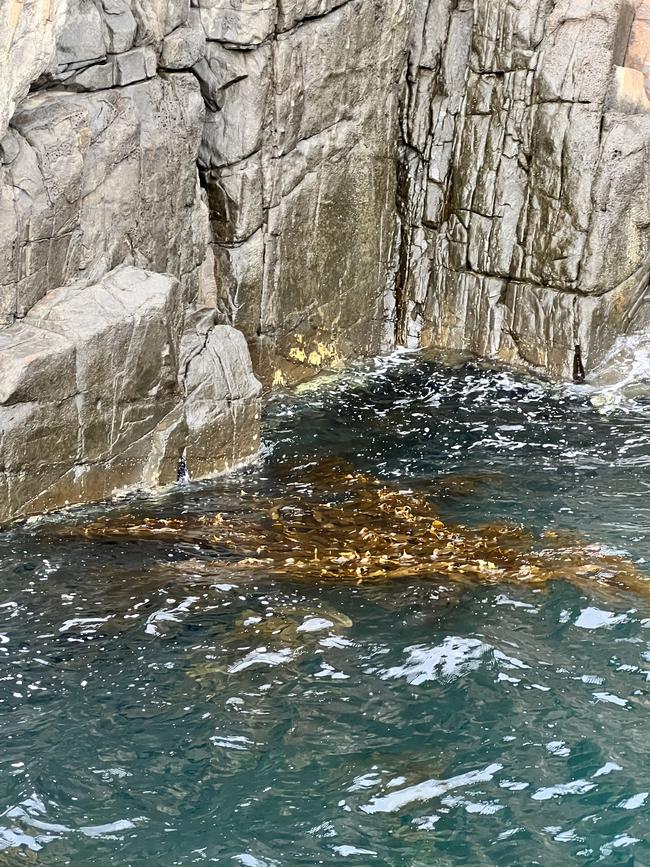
[0,353,649,865]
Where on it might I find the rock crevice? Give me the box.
[0,0,648,520]
[394,0,650,380]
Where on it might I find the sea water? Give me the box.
[0,354,649,865]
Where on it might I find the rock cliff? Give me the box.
[0,0,266,521]
[0,0,648,519]
[396,0,650,381]
[193,0,409,384]
[0,267,261,523]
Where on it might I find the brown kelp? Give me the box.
[60,459,649,600]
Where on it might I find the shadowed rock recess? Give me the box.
[0,0,648,520]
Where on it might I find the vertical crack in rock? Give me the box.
[395,0,650,380]
[0,0,648,520]
[193,0,411,385]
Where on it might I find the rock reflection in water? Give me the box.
[61,459,647,600]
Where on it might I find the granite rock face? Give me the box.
[396,0,650,381]
[194,0,410,384]
[0,0,263,520]
[191,0,648,385]
[0,0,648,519]
[0,0,65,143]
[0,74,208,321]
[0,266,262,523]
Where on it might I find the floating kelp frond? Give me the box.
[63,461,648,598]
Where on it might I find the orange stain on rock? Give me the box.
[9,0,24,30]
[625,0,650,95]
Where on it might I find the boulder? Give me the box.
[0,267,261,523]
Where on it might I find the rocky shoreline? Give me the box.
[1,0,648,520]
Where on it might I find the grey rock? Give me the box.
[0,325,76,406]
[133,0,191,45]
[195,0,277,45]
[102,0,138,53]
[196,0,409,384]
[197,41,272,167]
[0,74,207,321]
[203,152,264,243]
[396,0,650,381]
[276,0,350,32]
[180,309,262,478]
[69,60,117,90]
[160,23,206,68]
[0,266,261,523]
[0,0,66,141]
[114,46,157,84]
[54,0,190,68]
[55,0,107,68]
[212,228,266,339]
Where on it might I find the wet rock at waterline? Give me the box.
[0,266,262,523]
[0,0,649,518]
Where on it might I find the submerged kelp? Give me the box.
[61,460,647,599]
[2,358,650,866]
[185,601,354,690]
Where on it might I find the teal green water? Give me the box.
[1,354,649,865]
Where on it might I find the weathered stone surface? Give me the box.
[0,267,262,523]
[0,74,207,323]
[0,0,270,521]
[197,40,272,167]
[180,309,262,478]
[195,0,277,44]
[160,23,206,68]
[49,0,190,78]
[0,0,66,141]
[114,46,158,85]
[103,0,139,54]
[195,0,409,384]
[396,0,650,381]
[276,0,349,32]
[55,0,107,68]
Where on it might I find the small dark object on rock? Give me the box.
[177,453,190,485]
[573,344,586,384]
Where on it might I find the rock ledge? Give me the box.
[0,266,262,523]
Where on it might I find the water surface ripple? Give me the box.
[1,354,649,865]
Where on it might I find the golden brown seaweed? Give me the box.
[55,460,648,600]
